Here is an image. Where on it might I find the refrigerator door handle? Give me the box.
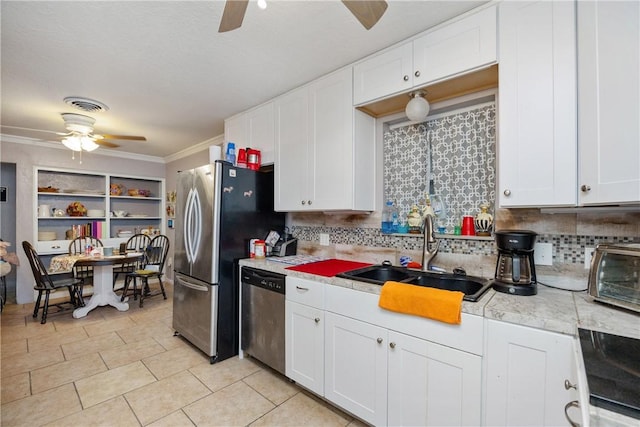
[176,276,209,292]
[191,188,202,264]
[184,188,196,263]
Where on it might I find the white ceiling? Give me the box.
[1,0,487,159]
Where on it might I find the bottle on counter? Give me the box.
[381,200,399,234]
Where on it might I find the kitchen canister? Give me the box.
[254,240,266,259]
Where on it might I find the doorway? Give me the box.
[1,162,17,303]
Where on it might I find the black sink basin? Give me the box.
[337,264,492,302]
[405,272,492,302]
[336,264,415,285]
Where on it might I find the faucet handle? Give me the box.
[453,267,467,276]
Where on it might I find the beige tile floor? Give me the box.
[1,283,366,427]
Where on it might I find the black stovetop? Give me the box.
[578,328,640,420]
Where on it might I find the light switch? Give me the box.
[319,233,330,246]
[534,242,553,266]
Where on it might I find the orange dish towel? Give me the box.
[378,281,464,325]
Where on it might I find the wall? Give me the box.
[1,139,166,303]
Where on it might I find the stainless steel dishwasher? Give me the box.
[241,266,286,374]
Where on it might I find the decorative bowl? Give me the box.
[128,188,151,197]
[66,202,87,216]
[110,183,124,196]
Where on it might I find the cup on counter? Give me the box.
[103,247,114,256]
[461,216,476,236]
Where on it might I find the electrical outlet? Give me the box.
[584,247,595,269]
[534,242,553,266]
[319,233,330,246]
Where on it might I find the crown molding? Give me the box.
[163,134,224,164]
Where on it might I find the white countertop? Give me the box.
[240,257,639,340]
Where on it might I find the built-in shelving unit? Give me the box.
[35,167,165,255]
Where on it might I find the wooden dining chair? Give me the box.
[121,235,170,307]
[68,236,103,301]
[113,233,151,292]
[22,241,83,324]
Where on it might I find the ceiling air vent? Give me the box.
[63,97,109,113]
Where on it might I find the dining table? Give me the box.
[49,252,143,318]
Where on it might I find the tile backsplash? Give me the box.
[290,205,640,269]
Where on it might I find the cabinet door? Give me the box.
[387,331,482,427]
[324,312,387,426]
[285,301,324,395]
[578,0,640,205]
[247,102,275,163]
[309,68,354,210]
[413,5,496,86]
[353,42,413,105]
[498,1,577,207]
[484,320,580,426]
[224,114,247,147]
[274,86,309,211]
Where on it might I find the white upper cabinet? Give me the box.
[497,1,577,207]
[224,101,275,164]
[577,0,640,205]
[275,68,375,212]
[353,5,497,105]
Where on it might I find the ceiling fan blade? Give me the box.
[342,0,388,30]
[94,140,120,148]
[1,125,69,136]
[218,0,249,33]
[98,134,147,141]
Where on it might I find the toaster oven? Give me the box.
[588,243,640,313]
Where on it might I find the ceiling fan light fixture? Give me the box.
[62,135,99,152]
[80,136,99,152]
[62,136,82,152]
[405,91,430,122]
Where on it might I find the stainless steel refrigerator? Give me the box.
[173,160,285,363]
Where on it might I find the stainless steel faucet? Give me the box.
[422,214,440,272]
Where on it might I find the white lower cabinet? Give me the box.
[322,284,483,427]
[285,277,325,396]
[285,300,324,395]
[387,331,482,427]
[324,311,388,426]
[484,319,581,426]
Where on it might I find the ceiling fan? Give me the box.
[218,0,388,32]
[2,113,146,151]
[57,113,146,151]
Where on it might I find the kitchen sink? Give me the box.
[337,264,492,302]
[404,272,492,302]
[336,264,416,285]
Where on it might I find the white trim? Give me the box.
[163,134,224,163]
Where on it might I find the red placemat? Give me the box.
[285,259,373,277]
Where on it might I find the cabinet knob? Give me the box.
[377,337,383,344]
[564,401,580,427]
[414,70,421,77]
[308,200,312,205]
[581,185,591,192]
[503,189,511,197]
[403,75,409,82]
[389,342,396,349]
[564,379,577,390]
[301,200,306,205]
[314,317,320,323]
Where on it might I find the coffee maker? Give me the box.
[493,230,538,296]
